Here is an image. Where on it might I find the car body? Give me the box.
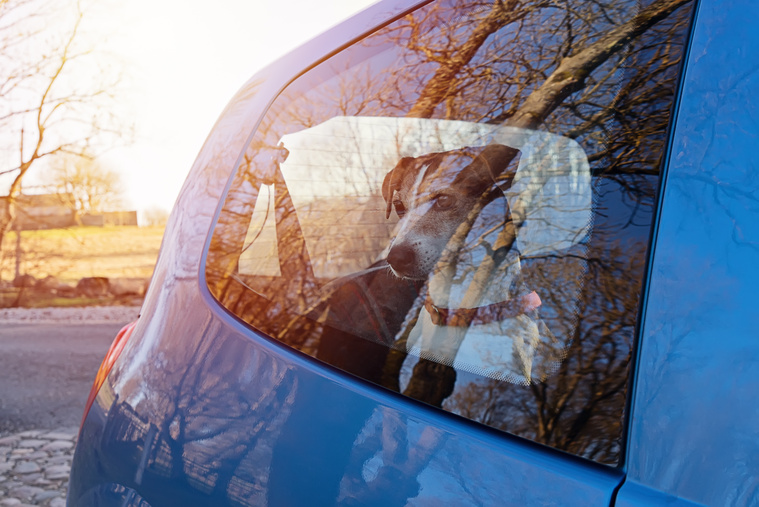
[68,0,759,505]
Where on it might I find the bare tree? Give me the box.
[141,206,170,227]
[44,153,124,224]
[0,0,127,253]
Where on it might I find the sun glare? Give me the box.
[9,0,376,221]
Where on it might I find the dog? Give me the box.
[382,143,561,384]
[382,143,520,280]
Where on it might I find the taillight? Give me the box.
[80,320,138,429]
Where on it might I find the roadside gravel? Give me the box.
[0,428,77,507]
[0,306,140,325]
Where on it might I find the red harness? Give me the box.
[425,291,541,327]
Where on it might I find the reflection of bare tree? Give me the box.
[444,241,644,463]
[390,0,692,467]
[205,0,695,478]
[112,324,298,503]
[401,0,552,120]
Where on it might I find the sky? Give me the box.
[69,0,377,218]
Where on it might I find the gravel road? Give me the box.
[0,306,140,506]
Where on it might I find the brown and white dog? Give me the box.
[382,143,519,280]
[382,143,561,384]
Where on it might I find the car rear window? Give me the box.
[205,0,695,465]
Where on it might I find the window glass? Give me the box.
[206,0,695,465]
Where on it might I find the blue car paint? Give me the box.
[74,310,622,505]
[619,0,759,505]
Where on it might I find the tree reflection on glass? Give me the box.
[206,0,694,469]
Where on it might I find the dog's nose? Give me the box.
[387,244,416,272]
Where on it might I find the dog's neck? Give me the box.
[425,291,541,326]
[424,243,531,326]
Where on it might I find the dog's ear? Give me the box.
[456,144,521,194]
[382,157,415,219]
[381,167,396,219]
[484,144,520,186]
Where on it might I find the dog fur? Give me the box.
[382,144,519,279]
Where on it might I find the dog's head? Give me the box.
[382,144,519,279]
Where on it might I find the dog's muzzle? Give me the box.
[387,244,419,278]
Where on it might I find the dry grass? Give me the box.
[0,225,165,285]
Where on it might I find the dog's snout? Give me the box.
[387,244,416,273]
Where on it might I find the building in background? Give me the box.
[0,194,138,230]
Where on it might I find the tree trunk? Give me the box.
[14,222,21,280]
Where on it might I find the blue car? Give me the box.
[68,0,759,505]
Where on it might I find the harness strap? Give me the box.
[424,291,541,327]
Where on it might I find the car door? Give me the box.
[617,0,759,504]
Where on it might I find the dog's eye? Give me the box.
[393,200,406,217]
[434,194,456,210]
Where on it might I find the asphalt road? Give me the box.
[0,323,124,435]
